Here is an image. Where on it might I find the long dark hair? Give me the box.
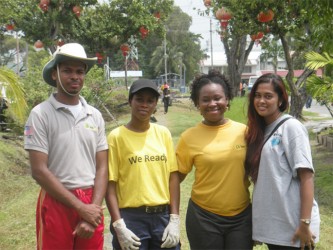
[245,73,289,183]
[190,69,233,107]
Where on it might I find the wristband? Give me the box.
[300,218,311,225]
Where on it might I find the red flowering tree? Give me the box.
[204,0,333,119]
[0,0,173,56]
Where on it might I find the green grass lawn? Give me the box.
[0,96,332,249]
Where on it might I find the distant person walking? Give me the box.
[305,95,313,108]
[24,43,108,250]
[162,82,171,114]
[245,73,320,249]
[241,82,247,97]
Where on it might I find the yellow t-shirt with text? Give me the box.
[108,123,178,208]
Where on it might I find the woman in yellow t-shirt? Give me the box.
[176,69,252,249]
[105,79,180,250]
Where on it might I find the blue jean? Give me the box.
[110,208,180,250]
[186,199,252,250]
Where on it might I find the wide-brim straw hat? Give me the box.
[42,43,97,87]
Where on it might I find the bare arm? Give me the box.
[105,181,122,222]
[298,168,314,222]
[29,150,103,227]
[73,149,108,238]
[169,172,180,214]
[178,172,187,183]
[92,150,108,206]
[292,168,315,248]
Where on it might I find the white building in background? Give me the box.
[200,46,264,82]
[109,71,142,78]
[200,49,322,84]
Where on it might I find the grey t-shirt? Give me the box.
[252,114,320,247]
[24,94,108,189]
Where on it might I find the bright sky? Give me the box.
[174,0,225,52]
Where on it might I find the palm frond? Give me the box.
[0,67,28,124]
[305,51,333,70]
[307,74,333,101]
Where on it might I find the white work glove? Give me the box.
[113,219,141,250]
[161,214,180,248]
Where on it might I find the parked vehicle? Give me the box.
[248,76,260,91]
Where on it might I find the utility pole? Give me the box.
[16,31,20,75]
[183,64,186,87]
[210,18,213,68]
[164,35,168,83]
[104,57,110,81]
[124,55,128,90]
[179,63,182,88]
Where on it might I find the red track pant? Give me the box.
[36,188,104,250]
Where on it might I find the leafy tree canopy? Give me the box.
[201,0,333,118]
[1,0,173,55]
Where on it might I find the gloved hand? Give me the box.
[161,214,180,248]
[113,218,141,250]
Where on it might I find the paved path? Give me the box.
[304,100,331,118]
[303,101,333,132]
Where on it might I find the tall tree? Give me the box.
[148,6,205,84]
[260,38,284,73]
[200,1,257,96]
[0,34,28,74]
[1,0,173,54]
[21,49,51,111]
[0,0,174,118]
[205,0,333,119]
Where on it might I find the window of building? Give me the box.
[243,66,252,73]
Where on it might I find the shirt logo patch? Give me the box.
[235,144,246,150]
[271,138,281,146]
[24,126,34,137]
[271,133,282,146]
[84,123,98,131]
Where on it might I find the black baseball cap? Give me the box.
[129,79,160,97]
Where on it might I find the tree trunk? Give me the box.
[280,34,304,119]
[324,102,333,117]
[273,57,278,73]
[295,67,314,105]
[222,35,254,97]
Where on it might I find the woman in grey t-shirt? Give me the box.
[245,73,320,249]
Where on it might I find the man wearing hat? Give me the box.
[24,43,108,249]
[105,79,180,250]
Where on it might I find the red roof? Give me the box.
[260,69,322,77]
